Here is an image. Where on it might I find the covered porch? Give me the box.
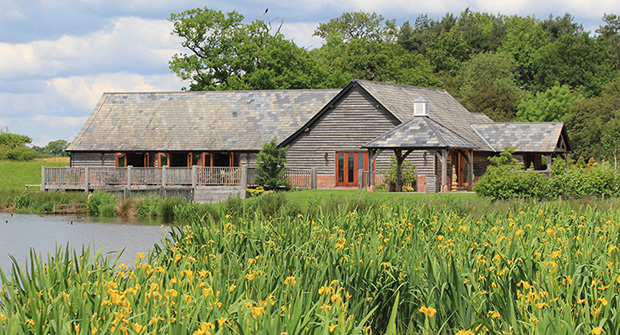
[363,114,478,193]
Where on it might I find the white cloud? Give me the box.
[32,134,55,147]
[47,72,184,110]
[280,22,323,49]
[32,115,89,129]
[0,16,182,80]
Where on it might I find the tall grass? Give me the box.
[4,198,620,333]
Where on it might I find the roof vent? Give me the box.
[414,97,429,117]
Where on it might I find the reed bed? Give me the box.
[2,199,620,334]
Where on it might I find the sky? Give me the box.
[1,0,619,147]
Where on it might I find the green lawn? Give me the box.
[284,188,478,207]
[0,159,69,191]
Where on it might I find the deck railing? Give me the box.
[45,167,83,186]
[89,167,127,185]
[41,166,245,190]
[41,166,322,191]
[197,167,242,186]
[131,168,163,185]
[166,167,193,185]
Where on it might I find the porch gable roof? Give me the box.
[363,116,478,149]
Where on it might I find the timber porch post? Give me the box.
[441,149,448,192]
[468,150,474,191]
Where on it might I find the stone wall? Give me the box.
[194,186,246,204]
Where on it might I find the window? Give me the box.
[116,153,126,167]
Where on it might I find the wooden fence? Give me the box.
[245,168,316,189]
[286,169,313,189]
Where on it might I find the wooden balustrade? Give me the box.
[39,166,321,192]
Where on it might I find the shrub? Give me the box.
[255,138,289,189]
[402,185,415,192]
[382,155,417,189]
[476,150,620,200]
[1,146,39,161]
[247,186,265,197]
[86,191,116,216]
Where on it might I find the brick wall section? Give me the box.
[417,175,427,193]
[317,175,335,189]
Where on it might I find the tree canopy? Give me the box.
[169,7,620,162]
[0,130,38,161]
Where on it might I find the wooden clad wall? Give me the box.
[70,152,116,167]
[473,153,492,178]
[240,152,257,168]
[286,86,400,175]
[403,151,437,177]
[286,86,437,178]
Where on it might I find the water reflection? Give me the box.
[0,212,168,275]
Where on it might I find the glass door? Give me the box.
[336,152,368,186]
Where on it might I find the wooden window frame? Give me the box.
[115,153,127,167]
[199,152,241,167]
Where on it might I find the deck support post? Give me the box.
[161,166,168,197]
[192,166,198,188]
[311,167,317,189]
[241,166,248,188]
[127,166,133,186]
[41,166,46,192]
[84,167,89,193]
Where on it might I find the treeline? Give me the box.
[169,8,620,162]
[0,129,69,160]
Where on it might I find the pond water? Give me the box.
[0,212,169,276]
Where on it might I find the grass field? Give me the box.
[0,158,69,191]
[0,159,74,210]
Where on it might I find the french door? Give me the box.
[336,152,368,186]
[451,152,469,187]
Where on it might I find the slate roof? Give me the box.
[67,89,340,152]
[471,123,568,153]
[355,80,494,151]
[364,116,478,149]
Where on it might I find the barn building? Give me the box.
[66,79,571,192]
